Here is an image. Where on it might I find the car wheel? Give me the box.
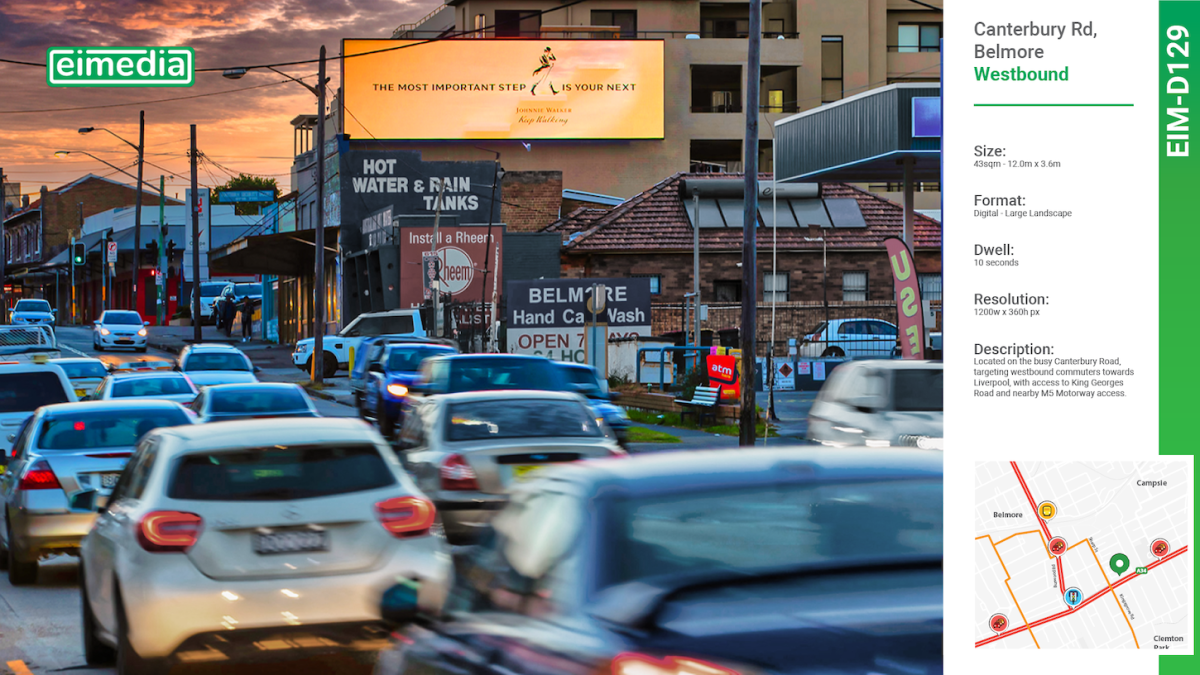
[95,339,104,352]
[0,519,8,571]
[6,520,37,586]
[322,351,338,379]
[115,588,164,675]
[378,398,394,438]
[820,346,845,358]
[81,565,116,665]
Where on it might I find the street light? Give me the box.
[80,115,145,316]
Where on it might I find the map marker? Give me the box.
[1048,536,1067,556]
[1063,587,1084,608]
[990,613,1009,633]
[1109,553,1130,576]
[1151,538,1170,558]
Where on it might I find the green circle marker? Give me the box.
[1110,553,1130,576]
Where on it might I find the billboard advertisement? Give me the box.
[342,39,664,140]
[397,225,503,313]
[884,237,926,359]
[507,278,652,361]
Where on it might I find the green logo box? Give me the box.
[46,47,194,87]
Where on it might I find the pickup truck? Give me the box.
[293,309,425,379]
[0,326,72,458]
[0,325,61,363]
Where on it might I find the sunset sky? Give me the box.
[0,0,441,203]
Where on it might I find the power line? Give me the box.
[0,76,315,115]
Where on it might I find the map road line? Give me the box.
[1010,461,1053,542]
[995,530,1043,545]
[979,534,1042,648]
[1085,536,1140,648]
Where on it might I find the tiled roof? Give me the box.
[541,172,941,253]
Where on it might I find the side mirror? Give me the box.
[846,394,883,413]
[407,382,428,395]
[143,321,150,326]
[70,489,108,512]
[92,320,100,326]
[380,579,421,626]
[253,366,262,374]
[368,362,384,373]
[608,391,622,401]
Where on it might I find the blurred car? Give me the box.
[413,353,570,397]
[10,298,55,326]
[350,336,457,406]
[558,362,630,445]
[396,391,623,543]
[188,383,319,423]
[375,446,943,675]
[92,310,149,352]
[0,400,193,585]
[807,359,943,448]
[1,361,76,457]
[798,318,900,359]
[293,309,426,379]
[176,343,259,387]
[77,418,451,669]
[0,324,59,364]
[88,372,199,405]
[362,341,458,436]
[51,357,108,399]
[194,282,229,325]
[107,359,175,374]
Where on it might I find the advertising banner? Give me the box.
[507,278,652,361]
[397,225,503,311]
[342,39,664,140]
[708,346,742,400]
[884,237,926,359]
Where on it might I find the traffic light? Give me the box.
[165,240,176,260]
[146,240,159,259]
[72,242,85,265]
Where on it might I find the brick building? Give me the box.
[543,172,941,351]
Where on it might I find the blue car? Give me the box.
[363,342,458,436]
[558,362,630,445]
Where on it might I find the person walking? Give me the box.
[220,291,236,338]
[240,295,253,342]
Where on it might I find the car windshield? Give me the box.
[56,361,109,379]
[446,358,563,393]
[0,372,70,413]
[446,398,600,442]
[233,284,258,296]
[112,376,194,398]
[892,369,943,412]
[184,352,249,371]
[209,387,308,414]
[199,283,227,297]
[38,408,190,450]
[169,444,396,501]
[15,300,51,313]
[561,366,605,397]
[603,479,942,587]
[386,346,451,372]
[102,312,143,326]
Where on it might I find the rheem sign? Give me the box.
[507,278,652,362]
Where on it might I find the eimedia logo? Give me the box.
[47,47,195,87]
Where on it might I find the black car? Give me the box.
[375,447,943,675]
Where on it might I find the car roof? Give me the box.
[202,382,303,393]
[358,309,418,317]
[154,418,378,453]
[107,370,188,380]
[384,341,455,352]
[185,343,245,353]
[51,357,104,364]
[38,399,187,415]
[0,363,68,375]
[432,353,548,363]
[431,389,587,405]
[838,359,942,371]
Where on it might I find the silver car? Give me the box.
[93,310,149,352]
[177,343,259,387]
[807,359,943,448]
[77,418,450,669]
[188,383,319,423]
[0,400,193,585]
[51,357,109,400]
[89,371,199,406]
[11,298,56,326]
[396,390,625,543]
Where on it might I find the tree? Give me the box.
[212,173,280,216]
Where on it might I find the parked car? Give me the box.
[188,383,319,423]
[361,341,458,436]
[375,446,943,675]
[412,353,570,397]
[293,309,425,379]
[798,318,900,359]
[88,372,199,406]
[0,325,59,364]
[194,282,230,325]
[396,390,623,543]
[0,361,76,457]
[93,310,149,352]
[176,343,259,387]
[807,359,943,448]
[0,400,193,585]
[10,298,55,326]
[350,336,457,405]
[51,357,109,399]
[77,418,451,669]
[557,362,630,445]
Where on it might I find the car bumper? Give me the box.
[120,535,450,659]
[9,507,98,558]
[292,350,310,368]
[98,333,147,348]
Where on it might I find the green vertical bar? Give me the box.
[1161,2,1197,672]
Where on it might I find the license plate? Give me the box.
[100,473,121,488]
[254,530,329,555]
[511,465,544,482]
[116,339,133,344]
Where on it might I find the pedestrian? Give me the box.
[220,291,236,338]
[240,295,253,342]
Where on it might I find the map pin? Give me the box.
[1109,553,1130,576]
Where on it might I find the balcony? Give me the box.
[887,48,941,81]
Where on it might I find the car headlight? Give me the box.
[386,383,409,398]
[137,328,148,337]
[295,343,309,353]
[100,328,111,336]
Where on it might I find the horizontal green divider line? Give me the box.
[974,103,1134,107]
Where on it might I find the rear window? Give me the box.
[112,377,194,398]
[184,352,250,371]
[38,409,190,450]
[446,358,563,393]
[386,346,451,372]
[56,361,108,379]
[169,445,396,501]
[446,398,600,442]
[561,366,604,397]
[210,387,308,413]
[892,369,943,412]
[0,372,70,413]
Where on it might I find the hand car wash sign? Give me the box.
[507,278,652,361]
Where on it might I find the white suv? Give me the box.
[292,309,425,379]
[77,418,451,671]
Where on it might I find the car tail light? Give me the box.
[375,496,436,538]
[138,511,203,553]
[611,653,741,675]
[385,383,409,398]
[440,454,479,491]
[18,459,60,490]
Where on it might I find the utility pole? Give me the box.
[313,45,327,383]
[133,110,145,317]
[157,175,166,325]
[75,202,82,324]
[190,124,201,343]
[430,180,447,339]
[0,166,6,323]
[478,152,501,351]
[739,0,762,447]
[692,192,701,358]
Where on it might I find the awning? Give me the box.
[209,226,339,277]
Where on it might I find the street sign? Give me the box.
[106,241,118,263]
[216,190,275,203]
[422,251,440,300]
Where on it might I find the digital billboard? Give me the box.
[342,39,664,140]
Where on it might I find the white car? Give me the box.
[10,298,56,326]
[89,372,199,406]
[807,359,943,448]
[176,344,259,387]
[194,282,230,325]
[292,309,425,379]
[0,361,76,456]
[77,418,450,669]
[93,310,149,353]
[798,318,901,359]
[51,357,109,400]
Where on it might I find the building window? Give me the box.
[648,275,661,295]
[495,9,541,38]
[713,280,741,303]
[897,23,941,53]
[767,89,784,113]
[692,65,742,113]
[766,18,786,38]
[763,273,788,302]
[474,13,486,38]
[918,273,942,302]
[591,10,637,38]
[842,271,867,302]
[821,36,843,103]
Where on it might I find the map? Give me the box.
[975,460,1192,650]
